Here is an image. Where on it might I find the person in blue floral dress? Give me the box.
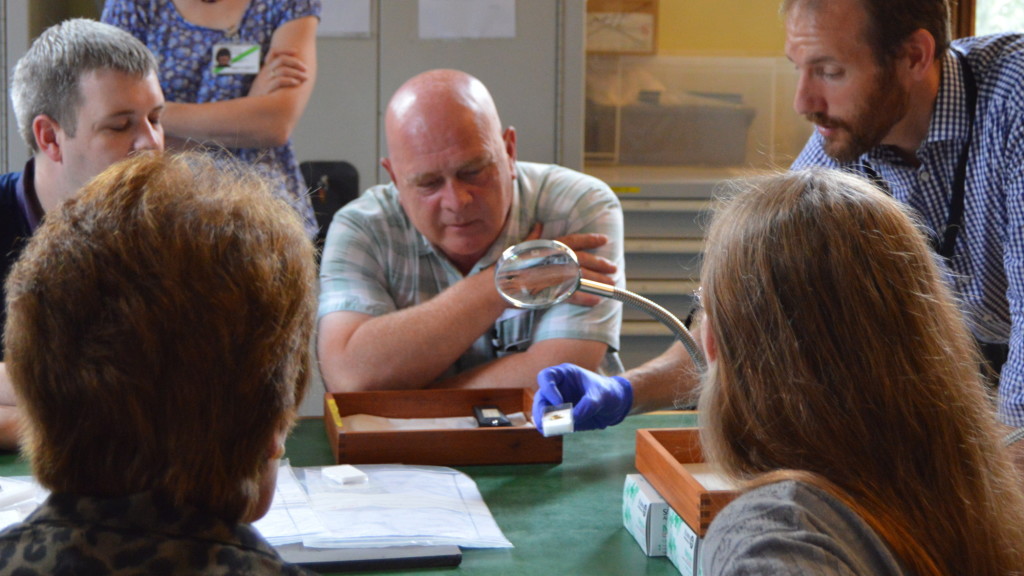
[103,0,320,238]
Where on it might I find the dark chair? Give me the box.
[300,160,360,252]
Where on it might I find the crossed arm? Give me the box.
[317,233,618,392]
[161,16,318,149]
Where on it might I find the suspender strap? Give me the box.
[853,50,977,263]
[936,50,977,261]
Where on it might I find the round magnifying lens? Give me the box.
[494,240,581,309]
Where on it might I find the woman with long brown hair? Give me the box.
[697,168,1024,575]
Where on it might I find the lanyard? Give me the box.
[857,50,977,262]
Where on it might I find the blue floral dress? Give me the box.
[103,0,320,238]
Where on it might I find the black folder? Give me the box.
[276,543,462,573]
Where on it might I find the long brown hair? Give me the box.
[698,168,1024,575]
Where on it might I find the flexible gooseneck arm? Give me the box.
[579,279,707,373]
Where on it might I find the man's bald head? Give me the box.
[381,69,518,274]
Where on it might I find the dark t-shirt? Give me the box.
[0,165,34,360]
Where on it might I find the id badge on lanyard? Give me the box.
[212,43,260,75]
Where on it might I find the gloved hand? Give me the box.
[533,363,633,434]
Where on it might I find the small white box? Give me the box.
[666,508,702,576]
[622,474,670,556]
[322,464,368,484]
[541,402,574,436]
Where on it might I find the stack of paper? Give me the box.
[296,463,512,548]
[0,462,511,552]
[0,477,47,531]
[252,463,330,546]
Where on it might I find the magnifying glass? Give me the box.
[494,239,707,373]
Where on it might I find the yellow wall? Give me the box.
[657,0,787,56]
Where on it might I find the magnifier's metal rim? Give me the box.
[495,239,582,309]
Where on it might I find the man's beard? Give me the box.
[805,66,907,164]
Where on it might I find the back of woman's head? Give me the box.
[697,167,1024,575]
[4,151,317,522]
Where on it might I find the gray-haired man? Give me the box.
[0,18,165,449]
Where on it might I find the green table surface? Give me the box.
[0,412,698,576]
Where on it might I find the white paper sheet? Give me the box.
[418,0,516,39]
[0,476,48,531]
[0,462,512,551]
[300,464,512,549]
[318,0,372,38]
[681,463,737,491]
[253,461,330,546]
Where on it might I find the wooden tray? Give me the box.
[324,388,562,466]
[635,428,738,536]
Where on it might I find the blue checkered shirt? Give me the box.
[792,34,1024,426]
[318,161,625,380]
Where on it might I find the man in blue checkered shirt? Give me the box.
[317,69,624,393]
[786,0,1024,439]
[528,0,1024,477]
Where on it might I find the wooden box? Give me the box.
[324,388,562,466]
[635,428,738,536]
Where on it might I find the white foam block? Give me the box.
[322,464,369,485]
[541,403,574,436]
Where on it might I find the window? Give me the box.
[975,0,1024,34]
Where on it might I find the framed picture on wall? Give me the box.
[586,0,658,54]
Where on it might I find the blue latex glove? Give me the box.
[533,363,633,433]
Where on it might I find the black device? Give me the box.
[473,405,512,427]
